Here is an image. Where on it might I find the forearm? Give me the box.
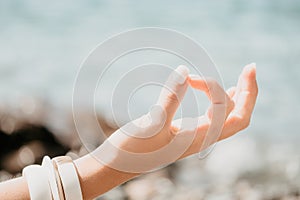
[0,64,257,200]
[0,155,138,200]
[74,154,139,200]
[0,176,30,200]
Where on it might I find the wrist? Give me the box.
[74,154,139,200]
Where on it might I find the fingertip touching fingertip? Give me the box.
[189,74,202,80]
[174,65,189,84]
[175,65,190,75]
[189,74,208,85]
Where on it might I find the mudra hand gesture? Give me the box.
[0,63,258,200]
[92,63,258,173]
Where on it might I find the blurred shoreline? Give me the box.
[0,0,300,199]
[0,96,299,200]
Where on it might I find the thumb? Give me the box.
[156,65,189,125]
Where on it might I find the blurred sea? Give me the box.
[1,0,300,199]
[1,0,299,141]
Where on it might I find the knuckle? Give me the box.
[167,92,179,104]
[229,99,235,109]
[237,116,251,130]
[147,112,165,127]
[151,115,165,128]
[243,118,250,129]
[225,98,234,109]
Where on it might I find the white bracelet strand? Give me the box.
[52,159,66,200]
[22,164,53,200]
[53,156,83,200]
[42,156,61,200]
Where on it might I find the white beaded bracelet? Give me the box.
[22,164,53,200]
[53,156,83,200]
[42,156,60,200]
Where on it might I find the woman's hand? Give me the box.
[91,63,258,173]
[62,63,259,199]
[182,63,258,157]
[0,64,257,200]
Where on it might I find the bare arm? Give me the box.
[0,64,258,200]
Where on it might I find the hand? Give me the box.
[182,63,258,157]
[92,64,258,173]
[218,63,258,140]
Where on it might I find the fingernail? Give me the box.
[246,62,256,70]
[174,65,189,84]
[250,62,256,69]
[189,74,202,80]
[245,63,256,77]
[243,63,256,74]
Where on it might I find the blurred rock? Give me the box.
[0,96,117,175]
[0,96,300,199]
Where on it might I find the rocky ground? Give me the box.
[0,96,299,200]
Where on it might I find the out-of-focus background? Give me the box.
[0,1,300,199]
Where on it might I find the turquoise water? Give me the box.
[0,0,299,140]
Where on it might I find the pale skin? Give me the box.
[0,64,258,200]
